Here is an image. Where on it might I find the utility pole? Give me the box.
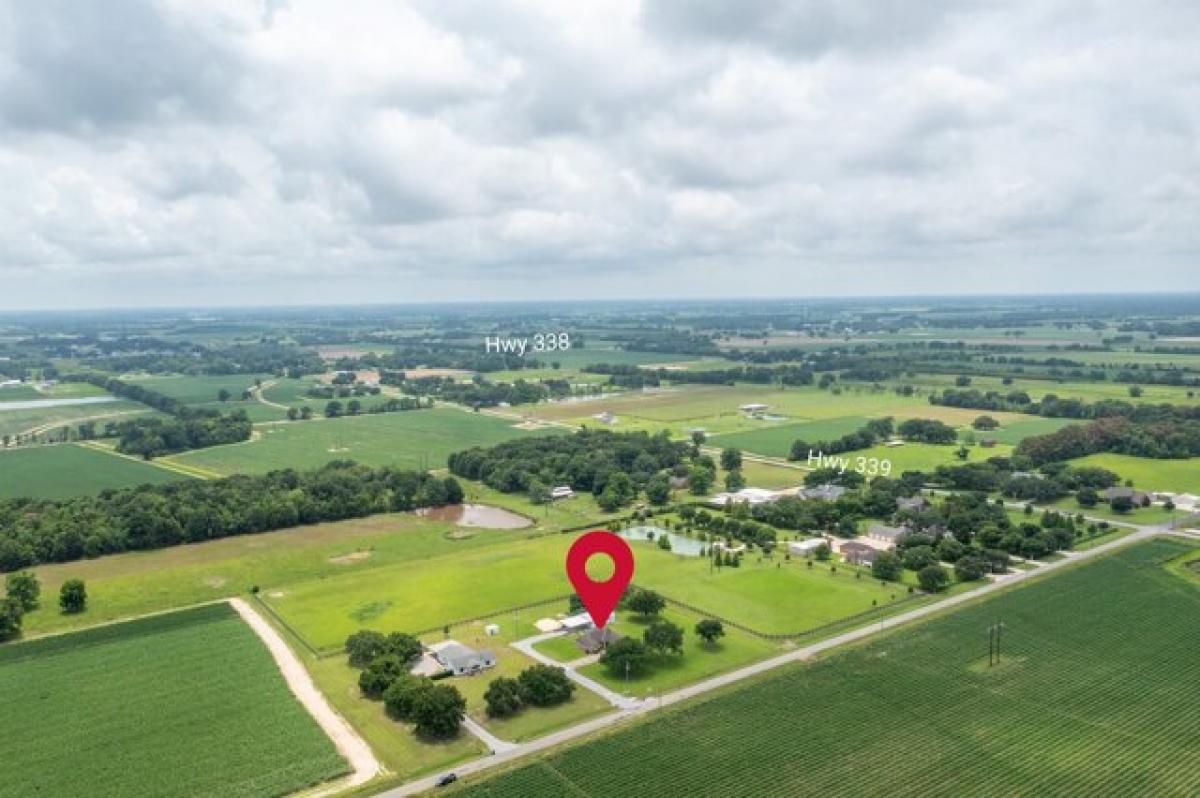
[987,619,1006,666]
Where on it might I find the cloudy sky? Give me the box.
[1,0,1198,309]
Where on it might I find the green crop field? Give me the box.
[0,443,189,499]
[0,603,346,798]
[0,398,155,438]
[457,539,1200,797]
[1069,453,1200,494]
[265,529,919,651]
[163,407,562,476]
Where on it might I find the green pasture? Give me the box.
[1068,453,1200,494]
[532,384,1023,438]
[0,443,188,499]
[711,416,872,458]
[458,539,1200,798]
[126,373,277,405]
[0,603,346,798]
[983,416,1078,445]
[264,528,919,650]
[164,408,561,476]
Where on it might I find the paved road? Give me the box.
[462,718,518,755]
[377,523,1170,797]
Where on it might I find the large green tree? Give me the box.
[59,579,87,614]
[411,684,467,738]
[484,677,524,718]
[517,664,576,707]
[599,638,651,678]
[5,571,40,611]
[644,620,684,656]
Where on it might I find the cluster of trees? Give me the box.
[594,589,725,678]
[113,410,253,459]
[79,341,325,377]
[896,418,959,444]
[321,395,426,419]
[1,573,87,642]
[448,429,689,511]
[484,664,576,718]
[344,630,466,738]
[1015,416,1200,464]
[933,388,1200,424]
[400,376,549,408]
[63,374,254,457]
[306,383,382,399]
[677,505,778,550]
[0,462,463,570]
[787,418,894,460]
[1000,464,1119,502]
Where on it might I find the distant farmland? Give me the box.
[165,407,563,476]
[0,603,346,797]
[458,539,1200,797]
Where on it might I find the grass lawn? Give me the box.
[164,407,564,476]
[1068,453,1200,494]
[458,539,1200,797]
[0,443,190,499]
[577,606,780,698]
[0,603,347,798]
[1040,496,1180,526]
[0,384,43,401]
[532,634,588,663]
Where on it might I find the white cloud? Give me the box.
[0,0,1197,308]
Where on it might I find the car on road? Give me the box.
[436,773,458,787]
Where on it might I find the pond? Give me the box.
[619,525,706,557]
[416,503,533,529]
[0,396,119,411]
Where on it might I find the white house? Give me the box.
[560,611,615,632]
[788,538,828,556]
[429,640,496,676]
[709,487,779,507]
[739,403,770,413]
[550,486,575,500]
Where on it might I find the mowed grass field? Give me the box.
[0,443,189,499]
[127,372,286,422]
[457,539,1200,797]
[164,408,562,476]
[1069,453,1200,494]
[0,603,346,798]
[265,529,915,650]
[530,385,1025,437]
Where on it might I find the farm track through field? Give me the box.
[230,598,382,795]
[18,408,147,439]
[78,440,221,480]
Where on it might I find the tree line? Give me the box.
[1014,416,1200,464]
[448,429,690,510]
[0,462,463,571]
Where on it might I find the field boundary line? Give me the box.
[230,598,382,795]
[75,440,217,480]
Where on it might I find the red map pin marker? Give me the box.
[566,530,634,630]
